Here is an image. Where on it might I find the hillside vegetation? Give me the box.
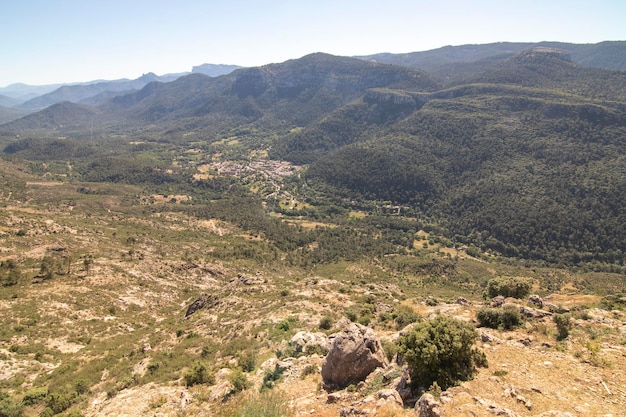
[0,44,624,416]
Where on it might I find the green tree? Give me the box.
[398,315,487,390]
[486,277,531,299]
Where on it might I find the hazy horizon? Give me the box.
[2,0,625,87]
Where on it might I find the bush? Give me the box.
[45,391,75,414]
[553,313,573,340]
[476,306,523,330]
[486,277,531,299]
[398,315,487,390]
[183,362,215,387]
[217,390,293,417]
[318,316,333,330]
[476,308,501,329]
[261,364,285,391]
[229,369,251,393]
[391,305,419,330]
[0,392,23,417]
[0,261,21,287]
[238,351,257,373]
[381,339,399,362]
[21,387,48,406]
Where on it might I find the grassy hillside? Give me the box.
[0,151,624,416]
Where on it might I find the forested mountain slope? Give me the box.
[1,49,624,267]
[293,52,626,266]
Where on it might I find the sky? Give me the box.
[1,0,625,87]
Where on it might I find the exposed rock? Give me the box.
[455,296,473,305]
[391,373,414,405]
[544,302,570,313]
[505,385,532,410]
[340,406,370,416]
[374,388,403,407]
[327,392,342,403]
[481,331,502,344]
[141,341,151,353]
[375,302,393,313]
[184,293,219,317]
[321,323,388,390]
[289,331,331,355]
[416,393,441,417]
[474,396,518,417]
[364,88,418,107]
[520,306,552,319]
[528,294,544,307]
[490,296,505,307]
[532,412,575,417]
[235,273,264,285]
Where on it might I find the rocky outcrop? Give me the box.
[455,296,473,306]
[233,273,264,285]
[528,294,544,307]
[289,331,331,355]
[184,294,219,317]
[520,305,552,318]
[364,89,418,107]
[490,295,505,307]
[321,323,387,390]
[416,393,441,417]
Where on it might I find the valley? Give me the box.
[0,42,625,416]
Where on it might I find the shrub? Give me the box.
[238,351,257,373]
[184,362,215,387]
[0,392,23,417]
[476,308,501,329]
[553,313,573,340]
[486,277,531,299]
[318,316,333,330]
[261,364,285,391]
[277,320,291,332]
[391,305,419,330]
[381,339,399,362]
[21,387,48,406]
[0,261,21,287]
[46,391,75,414]
[228,369,251,393]
[397,315,487,390]
[476,306,523,330]
[217,390,293,417]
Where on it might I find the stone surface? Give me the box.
[289,331,331,355]
[528,294,544,307]
[184,293,219,317]
[416,393,441,417]
[321,323,387,390]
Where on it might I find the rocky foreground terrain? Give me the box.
[0,181,625,417]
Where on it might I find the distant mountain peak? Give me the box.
[191,63,241,77]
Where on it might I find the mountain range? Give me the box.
[1,41,624,267]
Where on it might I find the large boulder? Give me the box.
[321,323,387,390]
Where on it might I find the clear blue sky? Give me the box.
[1,0,624,87]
